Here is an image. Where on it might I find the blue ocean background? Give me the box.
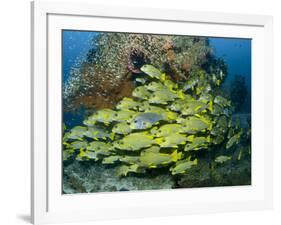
[209,37,251,92]
[63,31,99,83]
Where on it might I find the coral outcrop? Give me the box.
[63,33,215,112]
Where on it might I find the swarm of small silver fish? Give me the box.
[63,65,246,177]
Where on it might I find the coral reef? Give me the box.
[63,161,174,193]
[63,65,250,191]
[63,33,218,112]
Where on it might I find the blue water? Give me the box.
[63,30,98,82]
[209,37,251,89]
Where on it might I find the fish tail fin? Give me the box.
[171,150,179,162]
[109,133,115,140]
[193,158,198,165]
[177,90,185,99]
[208,100,213,112]
[187,135,194,142]
[154,137,163,145]
[160,73,166,82]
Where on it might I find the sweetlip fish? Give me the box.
[83,125,112,140]
[183,78,199,91]
[113,132,155,151]
[139,149,182,168]
[112,122,132,135]
[155,133,187,148]
[119,156,140,165]
[177,116,212,134]
[215,155,231,164]
[129,112,163,130]
[75,140,115,161]
[84,109,116,125]
[132,86,151,100]
[117,164,144,177]
[169,97,209,115]
[181,100,209,116]
[184,135,211,151]
[76,141,114,161]
[145,81,166,92]
[112,110,135,123]
[148,88,178,104]
[140,64,166,81]
[151,124,183,137]
[168,97,193,112]
[170,158,198,175]
[214,95,231,107]
[63,126,87,141]
[76,150,96,161]
[226,131,242,149]
[115,97,140,111]
[87,141,113,156]
[69,140,88,150]
[143,105,178,122]
[102,155,121,164]
[137,101,150,112]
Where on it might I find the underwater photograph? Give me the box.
[62,30,251,194]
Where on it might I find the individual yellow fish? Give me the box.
[140,64,166,81]
[102,155,121,164]
[152,124,183,137]
[116,164,144,177]
[115,97,140,111]
[170,158,198,175]
[226,131,242,149]
[184,135,211,151]
[215,155,231,164]
[112,122,132,135]
[84,109,116,125]
[178,116,211,134]
[112,110,135,123]
[140,150,182,168]
[113,132,155,151]
[132,86,151,100]
[155,133,187,148]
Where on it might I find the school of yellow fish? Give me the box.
[63,65,244,177]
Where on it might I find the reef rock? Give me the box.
[63,161,175,194]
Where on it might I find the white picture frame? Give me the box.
[31,1,274,224]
